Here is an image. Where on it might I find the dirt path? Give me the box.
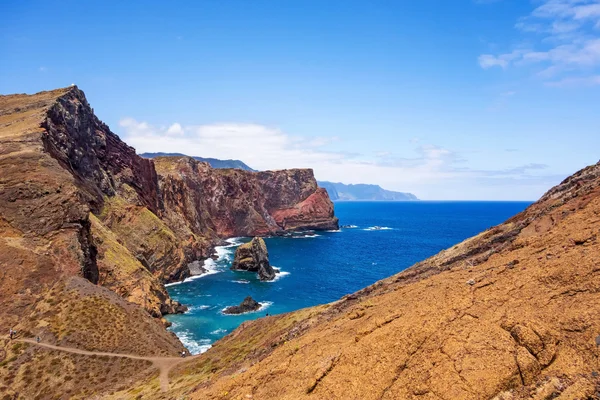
[17,338,198,391]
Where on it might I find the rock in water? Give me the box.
[223,296,261,315]
[231,237,276,281]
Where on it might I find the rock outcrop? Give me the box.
[122,160,600,400]
[0,86,338,399]
[231,237,276,281]
[222,296,262,315]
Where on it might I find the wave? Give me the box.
[220,301,273,315]
[363,226,393,231]
[188,305,211,312]
[342,225,359,229]
[176,330,212,355]
[231,279,250,284]
[267,270,290,282]
[220,237,245,249]
[210,328,227,335]
[289,233,321,239]
[167,238,246,287]
[325,229,341,232]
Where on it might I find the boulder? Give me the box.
[231,237,276,281]
[223,296,261,315]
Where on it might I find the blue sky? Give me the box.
[1,0,599,200]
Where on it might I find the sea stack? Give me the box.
[231,237,276,281]
[222,296,261,315]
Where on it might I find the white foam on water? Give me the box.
[289,233,322,239]
[188,305,211,312]
[363,226,393,231]
[210,328,227,335]
[221,237,245,248]
[325,229,341,232]
[178,330,212,355]
[201,257,223,276]
[267,270,290,282]
[231,279,250,284]
[167,238,246,287]
[345,225,359,228]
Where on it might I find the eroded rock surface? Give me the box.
[231,237,276,281]
[153,156,339,239]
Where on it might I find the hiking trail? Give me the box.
[16,338,197,391]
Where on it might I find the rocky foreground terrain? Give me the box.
[0,86,337,399]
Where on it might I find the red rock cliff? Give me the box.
[154,156,339,238]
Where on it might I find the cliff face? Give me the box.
[0,86,338,399]
[42,88,161,214]
[0,88,187,399]
[125,160,600,400]
[154,156,338,238]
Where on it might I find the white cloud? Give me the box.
[479,0,600,85]
[166,123,184,136]
[118,118,560,200]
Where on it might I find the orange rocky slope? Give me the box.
[120,161,600,400]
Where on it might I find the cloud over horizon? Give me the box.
[118,118,564,201]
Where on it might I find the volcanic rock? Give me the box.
[222,296,262,315]
[231,237,276,281]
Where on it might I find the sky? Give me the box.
[1,0,599,200]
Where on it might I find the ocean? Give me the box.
[165,201,531,354]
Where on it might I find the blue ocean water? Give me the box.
[165,201,531,353]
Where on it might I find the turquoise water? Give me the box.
[165,201,531,353]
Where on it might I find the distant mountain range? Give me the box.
[317,181,418,201]
[140,153,417,201]
[140,152,256,171]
